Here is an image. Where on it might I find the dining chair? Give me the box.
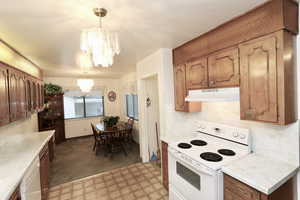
[106,129,127,158]
[125,118,134,146]
[91,123,107,155]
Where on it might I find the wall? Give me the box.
[0,113,38,135]
[119,72,139,143]
[44,77,122,138]
[136,48,300,197]
[144,75,160,158]
[0,39,42,79]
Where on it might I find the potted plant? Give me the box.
[103,116,120,128]
[44,83,63,96]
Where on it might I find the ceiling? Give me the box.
[0,0,268,78]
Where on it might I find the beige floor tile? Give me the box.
[48,163,168,200]
[48,190,60,198]
[122,193,136,200]
[73,189,84,197]
[134,190,146,198]
[60,193,71,200]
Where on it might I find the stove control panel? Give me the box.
[196,121,250,146]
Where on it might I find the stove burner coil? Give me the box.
[178,143,192,149]
[218,149,236,156]
[190,140,207,146]
[200,152,223,162]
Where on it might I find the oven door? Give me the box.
[168,149,219,200]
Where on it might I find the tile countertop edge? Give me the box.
[1,130,54,200]
[222,155,299,195]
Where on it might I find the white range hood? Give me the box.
[185,87,240,102]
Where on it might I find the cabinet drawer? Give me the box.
[224,175,260,200]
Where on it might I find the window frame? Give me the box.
[126,94,138,121]
[64,96,105,120]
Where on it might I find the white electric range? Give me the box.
[168,121,251,200]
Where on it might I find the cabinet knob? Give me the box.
[245,111,255,119]
[210,80,215,85]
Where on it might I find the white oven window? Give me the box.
[176,162,201,190]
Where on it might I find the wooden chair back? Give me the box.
[91,123,99,140]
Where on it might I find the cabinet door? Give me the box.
[208,48,239,87]
[174,64,187,111]
[17,74,27,119]
[9,186,20,200]
[239,37,278,123]
[32,81,37,111]
[161,142,168,190]
[8,69,18,122]
[186,57,208,89]
[40,82,44,109]
[40,145,50,200]
[26,79,32,114]
[0,65,10,126]
[36,82,41,109]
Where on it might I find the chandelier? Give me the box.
[80,8,120,67]
[77,79,94,93]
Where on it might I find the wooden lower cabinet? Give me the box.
[9,186,21,200]
[48,136,55,162]
[161,141,169,190]
[40,144,50,200]
[224,174,293,200]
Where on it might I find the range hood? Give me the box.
[185,87,240,102]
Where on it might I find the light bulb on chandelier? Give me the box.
[77,79,94,93]
[80,8,120,67]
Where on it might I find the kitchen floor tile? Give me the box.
[47,162,168,200]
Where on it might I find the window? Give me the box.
[126,94,138,120]
[64,95,104,119]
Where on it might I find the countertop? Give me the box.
[0,130,54,200]
[222,153,299,195]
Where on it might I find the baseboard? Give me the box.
[66,134,93,140]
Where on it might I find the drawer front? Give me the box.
[224,175,260,200]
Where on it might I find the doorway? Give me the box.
[139,75,160,163]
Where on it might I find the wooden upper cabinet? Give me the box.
[174,64,187,111]
[239,36,278,123]
[174,64,201,112]
[208,47,239,88]
[17,73,27,119]
[8,69,18,122]
[26,79,32,114]
[41,84,44,109]
[37,82,41,109]
[186,57,208,89]
[0,65,10,126]
[8,68,27,121]
[32,80,37,111]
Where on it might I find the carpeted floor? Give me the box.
[48,162,168,200]
[50,136,141,187]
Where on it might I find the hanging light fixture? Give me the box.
[77,79,94,93]
[80,8,120,67]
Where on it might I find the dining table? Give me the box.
[95,122,130,132]
[94,122,132,157]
